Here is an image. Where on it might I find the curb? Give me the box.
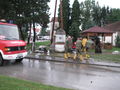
[25,56,120,68]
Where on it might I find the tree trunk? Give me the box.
[27,22,32,44]
[32,12,36,52]
[31,21,36,52]
[19,25,25,40]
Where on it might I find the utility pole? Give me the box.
[32,11,36,52]
[60,0,63,29]
[51,0,57,44]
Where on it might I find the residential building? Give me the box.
[104,21,120,46]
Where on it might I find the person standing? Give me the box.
[94,36,102,53]
[64,36,73,59]
[73,37,83,60]
[86,38,94,58]
[81,36,88,52]
[86,38,94,52]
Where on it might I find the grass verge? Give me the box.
[0,75,70,90]
[91,54,120,63]
[102,47,120,53]
[89,47,120,63]
[27,41,50,50]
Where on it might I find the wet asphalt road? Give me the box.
[0,59,120,90]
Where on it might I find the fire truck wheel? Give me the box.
[0,54,4,66]
[16,58,23,62]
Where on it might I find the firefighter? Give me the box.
[73,37,83,61]
[86,38,94,58]
[64,36,73,59]
[94,36,102,53]
[81,36,88,52]
[81,36,88,59]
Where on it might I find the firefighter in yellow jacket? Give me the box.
[81,36,90,59]
[81,37,88,52]
[81,36,94,59]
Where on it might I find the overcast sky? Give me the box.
[48,0,120,19]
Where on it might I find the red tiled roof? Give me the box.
[104,21,120,32]
[83,26,114,33]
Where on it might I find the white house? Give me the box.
[104,21,120,46]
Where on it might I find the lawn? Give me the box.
[0,75,70,90]
[35,41,51,49]
[27,40,50,50]
[89,47,120,53]
[91,54,120,63]
[102,47,120,53]
[90,47,120,63]
[48,47,120,63]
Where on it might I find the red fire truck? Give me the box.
[0,21,27,66]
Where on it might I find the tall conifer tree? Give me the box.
[70,0,80,41]
[58,0,70,35]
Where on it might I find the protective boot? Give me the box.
[67,53,70,58]
[73,54,77,60]
[84,48,86,52]
[79,54,83,61]
[64,53,68,59]
[86,54,90,58]
[84,54,89,60]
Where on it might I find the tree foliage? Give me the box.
[106,8,120,24]
[80,0,120,29]
[115,35,120,47]
[92,2,102,26]
[69,0,81,41]
[57,0,120,36]
[58,0,70,35]
[71,0,81,26]
[0,0,50,40]
[69,22,80,42]
[80,0,96,30]
[92,4,110,26]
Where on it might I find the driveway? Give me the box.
[0,59,120,90]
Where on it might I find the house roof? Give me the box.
[104,21,120,32]
[83,26,114,33]
[50,17,58,22]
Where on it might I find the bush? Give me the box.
[115,36,120,47]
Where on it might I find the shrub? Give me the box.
[115,35,120,47]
